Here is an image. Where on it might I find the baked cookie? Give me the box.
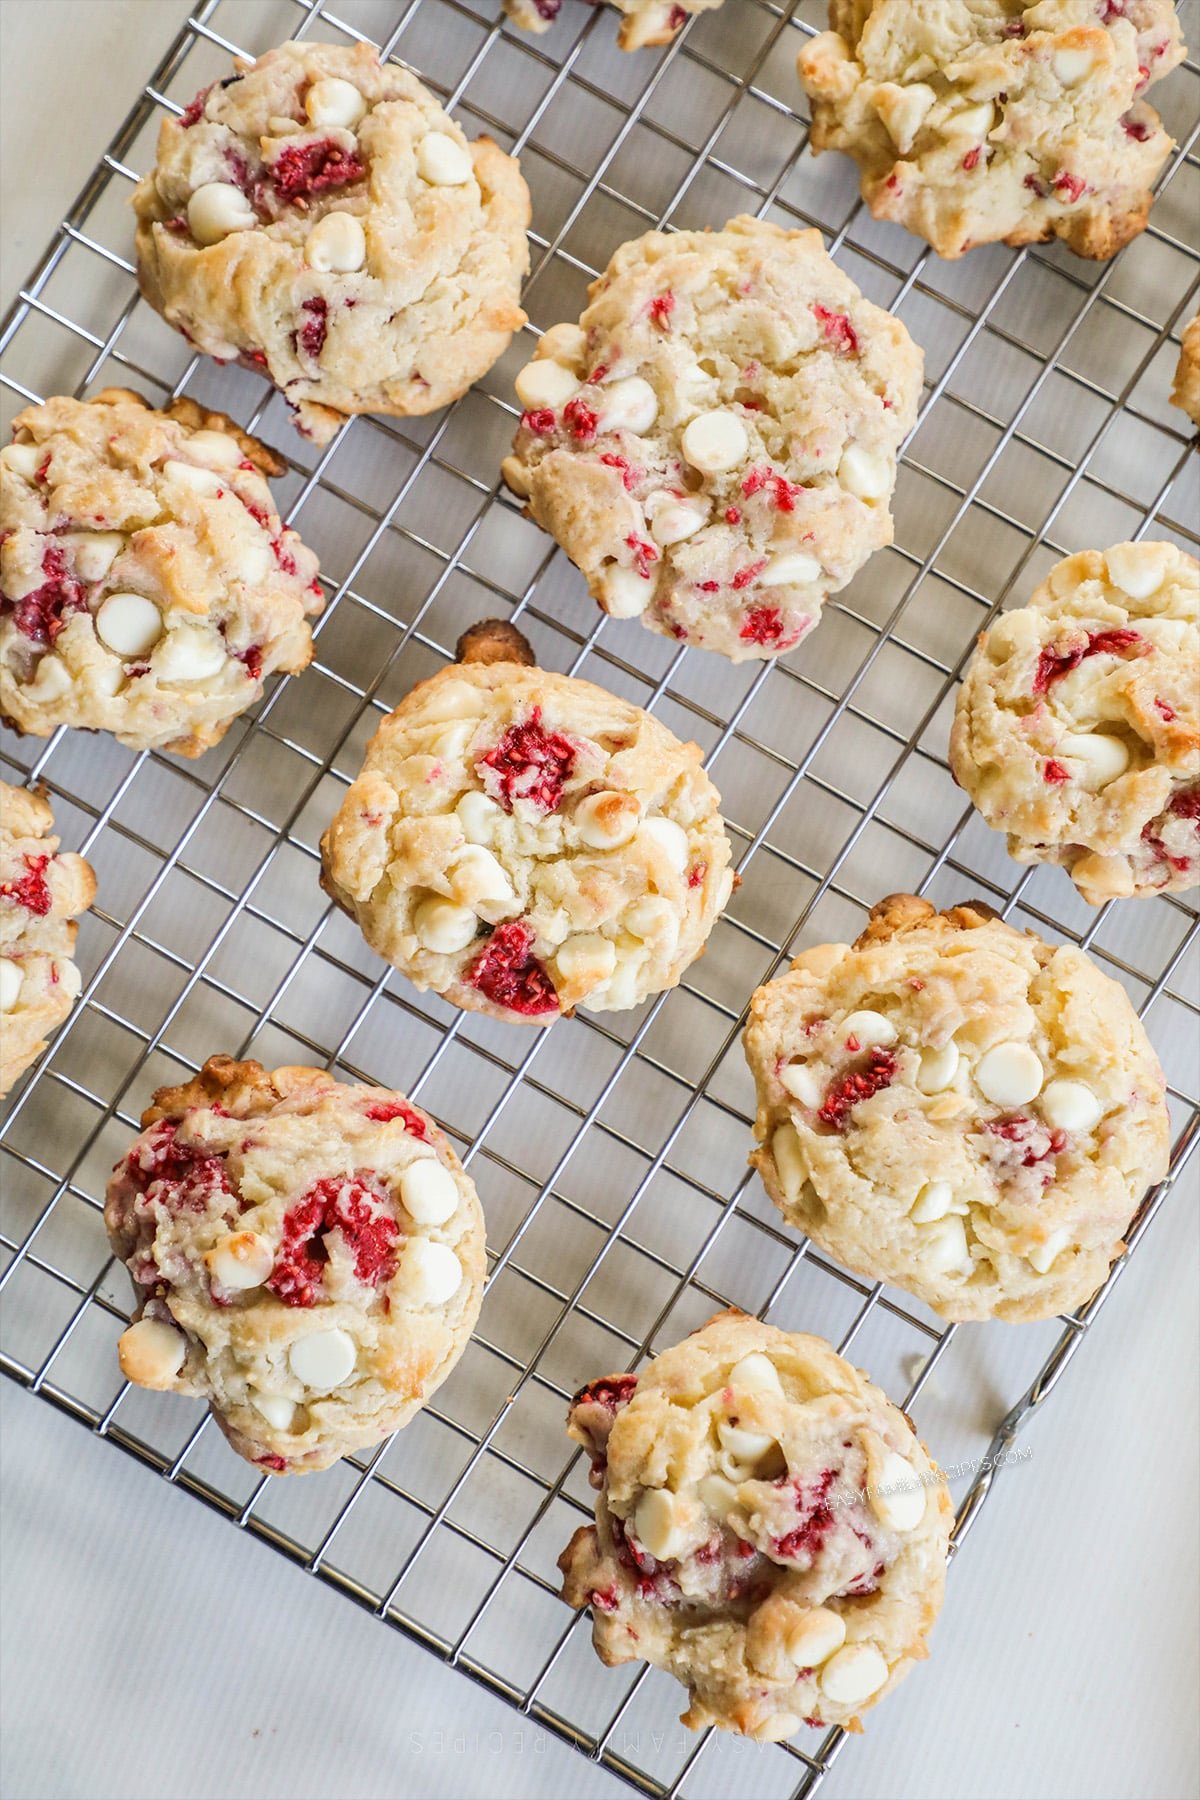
[502,217,921,662]
[950,541,1200,904]
[0,783,95,1096]
[133,39,530,443]
[558,1309,952,1739]
[798,0,1185,259]
[743,895,1170,1323]
[1,390,321,756]
[104,1055,486,1474]
[320,621,734,1022]
[1171,314,1200,428]
[502,0,722,51]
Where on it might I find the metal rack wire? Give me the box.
[1,1,1197,1794]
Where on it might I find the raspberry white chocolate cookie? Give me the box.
[950,542,1200,904]
[1171,315,1200,428]
[0,783,95,1097]
[559,1310,952,1739]
[502,217,921,662]
[744,895,1170,1323]
[1,390,321,756]
[320,622,734,1022]
[798,0,1185,260]
[104,1056,486,1474]
[133,40,530,444]
[502,0,722,52]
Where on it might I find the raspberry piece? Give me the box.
[533,0,560,15]
[818,1049,898,1131]
[741,465,800,510]
[731,560,767,592]
[466,921,559,1016]
[1169,786,1200,823]
[1154,698,1177,721]
[724,506,741,524]
[296,296,328,361]
[123,1119,233,1214]
[1004,16,1027,32]
[771,1467,838,1564]
[2,546,88,644]
[961,148,982,172]
[237,645,263,680]
[1032,627,1144,694]
[268,1173,399,1306]
[687,861,707,889]
[626,534,658,578]
[363,1098,429,1137]
[1,853,52,916]
[589,1586,619,1612]
[520,408,557,436]
[1054,172,1087,203]
[476,708,576,813]
[600,453,642,491]
[1024,174,1048,199]
[668,3,688,25]
[648,292,675,329]
[1123,115,1152,141]
[1043,759,1070,784]
[562,396,599,441]
[571,1372,638,1413]
[268,137,365,202]
[179,83,213,128]
[739,606,784,645]
[984,1115,1065,1166]
[812,305,859,356]
[256,1452,289,1471]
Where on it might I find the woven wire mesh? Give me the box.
[2,0,1198,1793]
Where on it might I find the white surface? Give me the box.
[1,7,1198,1800]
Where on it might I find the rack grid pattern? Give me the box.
[2,1,1198,1794]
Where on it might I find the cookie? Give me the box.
[502,0,721,51]
[0,783,95,1097]
[320,621,734,1023]
[104,1056,486,1474]
[798,0,1185,260]
[558,1309,952,1739]
[950,541,1200,904]
[743,895,1170,1323]
[1171,314,1200,428]
[502,216,921,662]
[1,390,321,756]
[133,39,530,443]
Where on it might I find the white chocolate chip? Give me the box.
[1041,1079,1103,1133]
[633,1488,689,1560]
[729,1352,783,1394]
[456,790,503,844]
[838,445,890,501]
[288,1327,357,1391]
[716,1417,777,1466]
[24,655,72,702]
[417,131,473,186]
[249,1390,297,1431]
[184,429,242,469]
[162,458,224,493]
[576,791,640,850]
[95,593,162,659]
[305,210,367,273]
[791,943,849,978]
[431,718,476,760]
[755,1714,803,1744]
[638,815,689,872]
[675,361,720,413]
[839,1009,897,1050]
[874,80,936,153]
[539,322,587,364]
[153,624,227,682]
[623,895,677,945]
[305,77,367,130]
[870,1450,925,1531]
[771,1122,806,1200]
[909,1180,966,1223]
[448,844,516,909]
[1,442,42,478]
[61,529,124,581]
[118,1317,186,1389]
[916,1042,959,1093]
[779,1062,823,1108]
[820,1642,889,1705]
[945,100,994,138]
[186,181,257,246]
[1058,731,1130,790]
[601,566,654,618]
[515,359,578,411]
[597,377,659,435]
[759,551,821,587]
[1104,541,1169,599]
[413,896,478,955]
[1053,47,1094,85]
[788,1607,846,1669]
[267,115,304,137]
[399,1160,459,1226]
[232,539,274,584]
[975,1041,1044,1107]
[554,932,617,988]
[646,493,708,547]
[0,959,22,1012]
[395,1237,463,1306]
[917,1212,971,1274]
[681,409,748,474]
[205,1230,273,1291]
[1027,1228,1071,1275]
[698,1473,740,1517]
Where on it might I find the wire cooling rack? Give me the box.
[2,1,1198,1794]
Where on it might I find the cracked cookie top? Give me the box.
[502,0,723,52]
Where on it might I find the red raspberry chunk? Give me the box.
[520,408,557,436]
[739,606,784,644]
[476,708,576,813]
[771,1467,838,1564]
[818,1049,898,1131]
[363,1098,429,1137]
[961,147,982,171]
[268,1172,399,1306]
[1054,172,1087,203]
[268,137,365,202]
[466,921,559,1017]
[811,305,859,356]
[1,853,52,916]
[179,83,214,128]
[647,292,675,329]
[123,1119,233,1213]
[1032,628,1144,694]
[571,1372,638,1413]
[1043,759,1070,784]
[562,396,599,441]
[296,296,328,361]
[2,546,88,644]
[1169,786,1200,823]
[984,1115,1065,1166]
[731,560,767,592]
[1123,114,1152,141]
[600,453,642,491]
